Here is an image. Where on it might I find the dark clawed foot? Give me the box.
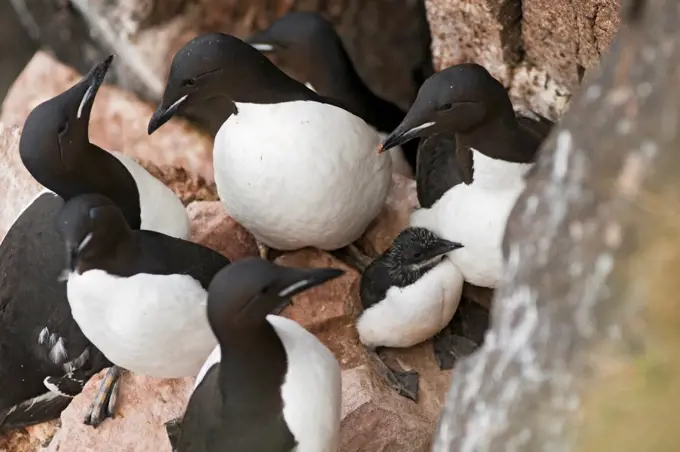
[83,366,124,428]
[432,332,480,370]
[165,417,182,450]
[368,350,419,402]
[331,243,374,273]
[433,297,489,370]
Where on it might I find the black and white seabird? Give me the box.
[147,33,392,264]
[20,54,190,240]
[246,11,417,178]
[358,227,464,400]
[167,258,344,452]
[55,194,230,380]
[379,63,554,288]
[0,191,113,431]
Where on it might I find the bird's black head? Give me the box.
[148,33,311,135]
[380,63,513,153]
[385,227,463,274]
[20,55,113,182]
[55,193,130,274]
[246,12,341,67]
[206,258,344,337]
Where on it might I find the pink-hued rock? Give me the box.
[1,51,214,182]
[45,371,194,452]
[186,201,259,262]
[360,173,419,256]
[0,123,43,243]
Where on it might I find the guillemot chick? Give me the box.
[55,194,230,418]
[246,11,416,178]
[0,191,113,431]
[167,258,344,452]
[20,54,190,240]
[380,63,553,288]
[358,227,464,401]
[148,33,392,268]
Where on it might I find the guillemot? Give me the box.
[0,191,113,431]
[246,11,416,178]
[379,63,553,288]
[166,258,344,452]
[358,227,464,400]
[56,193,230,381]
[147,33,392,265]
[20,54,190,240]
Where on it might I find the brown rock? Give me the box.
[45,370,194,452]
[186,201,259,261]
[0,421,59,452]
[360,173,419,256]
[522,0,620,88]
[138,160,218,206]
[0,123,42,242]
[275,249,364,369]
[424,0,523,84]
[1,51,214,182]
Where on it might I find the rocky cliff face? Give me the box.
[426,0,620,119]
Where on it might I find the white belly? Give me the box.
[67,270,217,377]
[111,152,190,240]
[267,315,341,452]
[410,183,524,288]
[357,258,464,348]
[213,101,392,251]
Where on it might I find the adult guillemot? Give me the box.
[246,11,416,178]
[358,227,464,400]
[20,54,190,240]
[56,193,230,380]
[379,63,553,288]
[166,258,343,452]
[0,191,113,431]
[147,33,392,264]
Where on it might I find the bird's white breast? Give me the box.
[357,258,464,349]
[66,270,217,378]
[110,152,190,240]
[410,149,532,288]
[267,315,341,452]
[213,101,392,251]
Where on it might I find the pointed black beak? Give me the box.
[75,54,114,120]
[379,118,435,154]
[275,266,345,299]
[434,239,464,256]
[148,94,188,135]
[245,31,278,53]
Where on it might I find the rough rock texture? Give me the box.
[0,124,42,242]
[1,51,214,182]
[425,0,621,119]
[15,0,432,121]
[0,422,58,452]
[433,1,680,449]
[46,373,195,452]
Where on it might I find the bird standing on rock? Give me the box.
[246,11,417,178]
[147,33,392,267]
[379,63,553,288]
[166,258,344,452]
[55,194,230,418]
[358,227,464,401]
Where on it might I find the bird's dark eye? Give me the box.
[440,102,453,111]
[58,122,68,134]
[181,79,195,87]
[413,252,423,260]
